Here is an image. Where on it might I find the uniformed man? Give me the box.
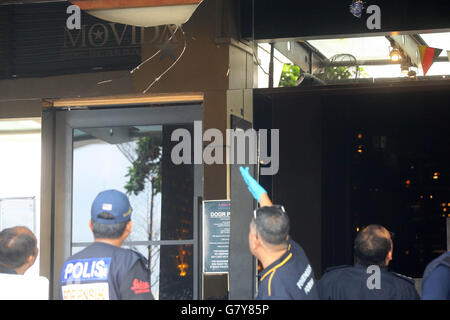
[318,224,420,300]
[421,251,450,300]
[58,189,154,300]
[240,166,319,300]
[249,205,319,300]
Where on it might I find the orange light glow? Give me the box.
[177,263,188,277]
[176,245,189,277]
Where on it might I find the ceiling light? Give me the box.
[71,0,203,28]
[401,61,410,74]
[408,70,417,79]
[390,48,402,62]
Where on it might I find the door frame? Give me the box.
[40,95,203,299]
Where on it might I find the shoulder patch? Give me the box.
[61,257,111,283]
[391,272,415,285]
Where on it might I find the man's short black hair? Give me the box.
[0,227,37,269]
[252,206,290,246]
[91,212,129,239]
[354,224,392,267]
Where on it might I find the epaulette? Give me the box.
[138,252,149,265]
[424,252,450,278]
[391,272,415,285]
[131,249,150,269]
[441,255,450,268]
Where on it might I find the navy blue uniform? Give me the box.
[0,264,16,274]
[318,263,419,300]
[257,238,319,300]
[58,242,154,300]
[421,251,450,300]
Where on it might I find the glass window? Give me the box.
[72,124,194,243]
[71,123,196,299]
[0,119,41,276]
[72,244,194,300]
[126,244,194,300]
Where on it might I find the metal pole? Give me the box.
[268,43,274,88]
[447,218,450,251]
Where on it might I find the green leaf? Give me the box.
[124,136,162,196]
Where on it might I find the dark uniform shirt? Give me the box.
[257,238,319,300]
[58,242,154,300]
[318,263,419,300]
[421,251,450,300]
[0,264,17,274]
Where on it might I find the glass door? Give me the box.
[42,104,202,299]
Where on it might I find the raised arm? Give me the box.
[239,166,273,207]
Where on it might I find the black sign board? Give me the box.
[0,3,151,78]
[203,200,231,274]
[241,0,450,41]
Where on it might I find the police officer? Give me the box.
[58,189,154,300]
[240,167,319,300]
[318,224,420,300]
[421,251,450,300]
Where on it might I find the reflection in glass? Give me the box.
[158,244,193,300]
[72,124,196,300]
[73,244,194,300]
[72,126,164,243]
[122,244,194,300]
[72,125,194,243]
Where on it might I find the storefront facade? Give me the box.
[0,0,449,300]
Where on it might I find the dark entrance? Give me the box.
[254,80,450,278]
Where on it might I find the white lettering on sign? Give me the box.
[210,211,231,218]
[62,258,110,282]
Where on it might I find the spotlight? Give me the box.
[408,70,417,79]
[390,48,402,62]
[401,61,410,74]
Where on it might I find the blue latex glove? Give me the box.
[239,166,267,202]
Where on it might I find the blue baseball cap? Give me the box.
[91,189,132,224]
